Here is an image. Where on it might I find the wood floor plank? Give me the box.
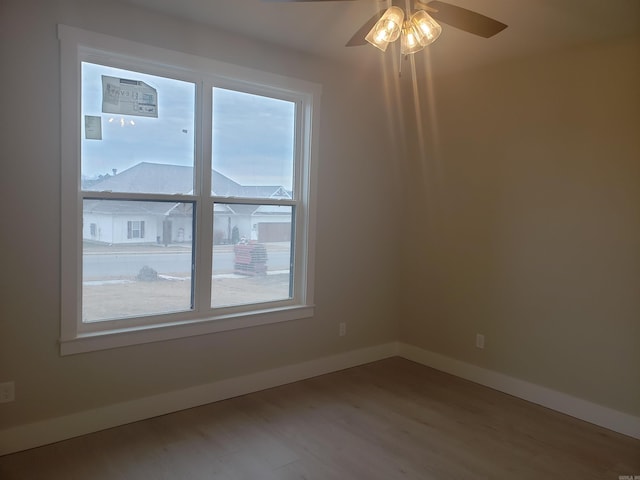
[0,357,638,479]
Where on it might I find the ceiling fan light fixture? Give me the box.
[410,9,442,46]
[365,6,404,52]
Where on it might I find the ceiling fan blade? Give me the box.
[262,0,358,2]
[346,9,386,47]
[425,1,507,38]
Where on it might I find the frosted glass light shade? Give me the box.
[401,21,426,55]
[410,10,442,46]
[365,6,405,52]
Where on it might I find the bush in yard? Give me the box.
[137,265,159,281]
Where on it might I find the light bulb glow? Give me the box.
[406,31,417,47]
[401,21,426,55]
[365,6,404,51]
[410,10,442,47]
[375,19,400,42]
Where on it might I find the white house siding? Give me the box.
[166,216,193,243]
[114,214,157,244]
[84,212,113,244]
[84,213,159,245]
[213,213,232,244]
[84,210,282,245]
[84,205,193,245]
[234,216,254,242]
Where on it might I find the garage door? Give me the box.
[258,222,291,242]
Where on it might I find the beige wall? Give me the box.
[0,0,401,428]
[1,0,638,432]
[400,36,640,416]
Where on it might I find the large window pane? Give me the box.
[211,204,292,308]
[212,88,295,198]
[81,62,196,194]
[82,200,194,322]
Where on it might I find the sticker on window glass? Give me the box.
[101,76,158,118]
[84,115,102,140]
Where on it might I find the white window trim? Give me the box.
[59,25,320,355]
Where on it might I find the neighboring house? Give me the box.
[83,162,292,245]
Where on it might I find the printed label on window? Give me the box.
[102,76,158,118]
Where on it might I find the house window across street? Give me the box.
[127,221,145,239]
[59,26,320,354]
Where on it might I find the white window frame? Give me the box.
[127,220,144,240]
[59,25,320,355]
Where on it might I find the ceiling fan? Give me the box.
[264,0,507,54]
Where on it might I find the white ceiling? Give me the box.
[123,0,640,75]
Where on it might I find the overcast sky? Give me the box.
[81,62,295,189]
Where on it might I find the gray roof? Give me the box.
[83,162,290,199]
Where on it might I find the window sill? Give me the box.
[60,305,314,355]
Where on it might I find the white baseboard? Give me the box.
[3,341,637,456]
[0,342,398,456]
[397,342,640,440]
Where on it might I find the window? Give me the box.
[127,221,145,240]
[59,26,320,354]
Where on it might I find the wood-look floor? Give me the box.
[1,357,638,479]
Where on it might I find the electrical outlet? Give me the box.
[339,322,346,337]
[0,381,15,403]
[476,333,485,349]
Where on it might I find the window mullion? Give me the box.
[82,192,197,202]
[194,80,213,313]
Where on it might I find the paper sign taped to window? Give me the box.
[84,115,102,140]
[101,76,158,118]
